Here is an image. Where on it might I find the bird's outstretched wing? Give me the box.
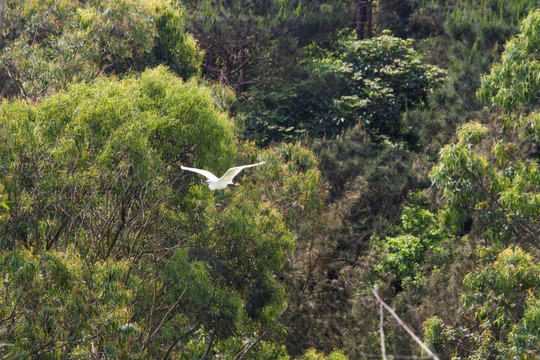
[181,166,219,181]
[219,162,265,183]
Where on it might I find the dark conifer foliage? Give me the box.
[184,0,352,95]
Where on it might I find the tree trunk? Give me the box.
[219,60,230,85]
[355,0,372,40]
[0,0,6,46]
[236,48,247,94]
[366,0,373,38]
[355,0,367,40]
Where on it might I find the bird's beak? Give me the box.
[234,182,240,186]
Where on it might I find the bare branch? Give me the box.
[200,332,215,360]
[234,305,288,360]
[372,288,440,360]
[379,301,387,360]
[142,266,195,351]
[162,323,200,360]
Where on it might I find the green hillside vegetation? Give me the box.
[0,0,202,99]
[0,0,538,359]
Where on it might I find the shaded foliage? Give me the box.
[243,33,444,144]
[184,0,352,94]
[281,5,539,359]
[280,123,434,355]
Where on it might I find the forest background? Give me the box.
[0,0,538,359]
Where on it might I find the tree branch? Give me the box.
[379,301,387,360]
[200,332,215,360]
[162,323,200,360]
[234,305,288,360]
[372,288,440,360]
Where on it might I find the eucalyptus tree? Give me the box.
[431,8,539,245]
[0,66,325,358]
[0,0,202,100]
[423,9,540,359]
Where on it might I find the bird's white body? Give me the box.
[181,162,265,190]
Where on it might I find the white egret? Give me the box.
[181,162,265,190]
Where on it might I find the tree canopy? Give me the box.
[0,0,202,100]
[243,32,444,144]
[0,1,538,359]
[0,66,322,358]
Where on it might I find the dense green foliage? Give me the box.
[243,32,444,144]
[0,0,202,100]
[377,203,446,288]
[0,66,236,252]
[421,9,539,359]
[0,250,139,358]
[425,247,540,359]
[432,9,539,245]
[0,0,538,359]
[0,66,322,358]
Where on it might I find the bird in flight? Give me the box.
[181,162,265,190]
